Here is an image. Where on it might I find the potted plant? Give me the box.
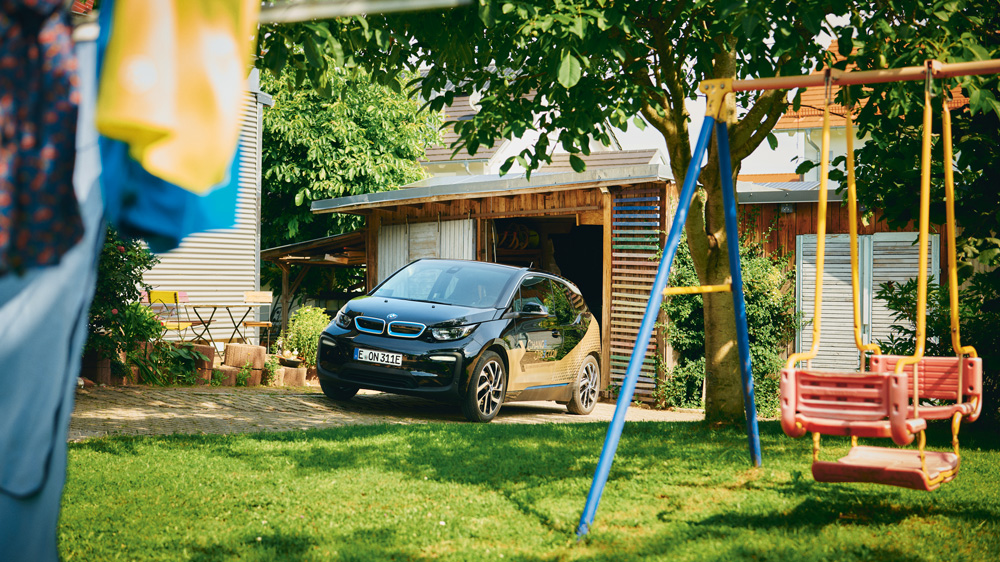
[283,306,330,371]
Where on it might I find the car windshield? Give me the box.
[373,261,520,308]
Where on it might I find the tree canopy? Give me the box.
[260,0,856,422]
[260,64,440,296]
[832,0,1000,279]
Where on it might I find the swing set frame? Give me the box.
[576,57,1000,539]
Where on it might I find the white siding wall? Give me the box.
[868,232,940,348]
[796,232,939,369]
[143,91,264,344]
[376,219,475,283]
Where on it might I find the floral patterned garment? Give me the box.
[0,0,83,275]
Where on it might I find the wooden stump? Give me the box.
[282,366,307,386]
[248,369,262,387]
[223,344,266,369]
[216,365,240,386]
[189,343,216,384]
[305,366,318,381]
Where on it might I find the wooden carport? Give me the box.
[260,230,367,335]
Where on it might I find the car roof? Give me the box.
[410,259,583,294]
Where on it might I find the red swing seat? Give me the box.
[811,446,959,491]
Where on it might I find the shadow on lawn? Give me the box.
[181,526,434,562]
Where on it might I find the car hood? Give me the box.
[344,296,500,326]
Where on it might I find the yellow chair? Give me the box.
[147,290,193,340]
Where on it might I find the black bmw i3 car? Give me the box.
[317,259,602,422]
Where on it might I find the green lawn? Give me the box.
[61,421,1000,561]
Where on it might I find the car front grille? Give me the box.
[387,321,425,338]
[355,316,386,334]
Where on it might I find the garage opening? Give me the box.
[491,217,604,322]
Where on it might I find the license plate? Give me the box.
[354,348,403,366]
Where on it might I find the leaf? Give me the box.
[264,39,288,77]
[502,3,515,15]
[837,27,854,57]
[632,115,647,131]
[795,161,817,175]
[570,154,586,173]
[478,0,496,27]
[766,133,778,150]
[557,51,582,89]
[570,16,586,39]
[294,191,305,206]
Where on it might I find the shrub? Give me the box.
[284,306,331,368]
[211,369,226,387]
[660,232,797,414]
[875,273,1000,423]
[85,225,159,374]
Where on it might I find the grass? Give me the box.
[61,420,1000,561]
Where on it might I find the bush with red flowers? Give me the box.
[84,225,160,375]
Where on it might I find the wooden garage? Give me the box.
[311,165,676,398]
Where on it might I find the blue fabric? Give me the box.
[96,0,239,253]
[0,38,104,561]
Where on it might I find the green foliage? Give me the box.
[263,354,282,387]
[260,62,439,297]
[661,232,797,415]
[210,369,225,387]
[284,306,332,368]
[236,361,252,387]
[836,1,1000,285]
[651,358,705,410]
[85,225,159,371]
[875,275,1000,422]
[129,342,208,386]
[61,422,1000,560]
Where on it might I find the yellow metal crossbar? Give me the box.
[663,283,732,296]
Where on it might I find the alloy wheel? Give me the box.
[475,359,504,416]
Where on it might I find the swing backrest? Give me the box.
[870,355,982,420]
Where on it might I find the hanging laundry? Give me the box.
[96,0,242,253]
[0,0,83,276]
[95,0,259,193]
[0,35,104,562]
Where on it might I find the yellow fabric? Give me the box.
[96,0,259,193]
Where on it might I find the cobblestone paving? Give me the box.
[69,385,703,441]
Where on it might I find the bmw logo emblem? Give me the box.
[386,313,398,320]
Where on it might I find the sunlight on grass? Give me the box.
[61,421,1000,561]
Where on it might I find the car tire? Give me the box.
[319,377,360,401]
[567,355,599,415]
[461,351,506,423]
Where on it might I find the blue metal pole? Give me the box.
[714,121,762,467]
[576,116,717,538]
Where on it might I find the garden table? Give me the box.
[185,302,267,344]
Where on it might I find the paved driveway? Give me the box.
[68,386,703,441]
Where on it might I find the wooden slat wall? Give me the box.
[609,184,664,401]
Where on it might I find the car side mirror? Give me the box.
[520,302,548,316]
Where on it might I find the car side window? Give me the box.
[514,276,550,314]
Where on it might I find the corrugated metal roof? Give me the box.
[312,164,673,214]
[737,180,839,204]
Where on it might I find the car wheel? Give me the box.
[320,377,360,401]
[461,351,506,422]
[567,355,599,415]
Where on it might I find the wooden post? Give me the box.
[279,263,291,342]
[601,187,612,390]
[366,212,380,291]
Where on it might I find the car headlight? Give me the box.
[430,324,477,341]
[333,307,352,329]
